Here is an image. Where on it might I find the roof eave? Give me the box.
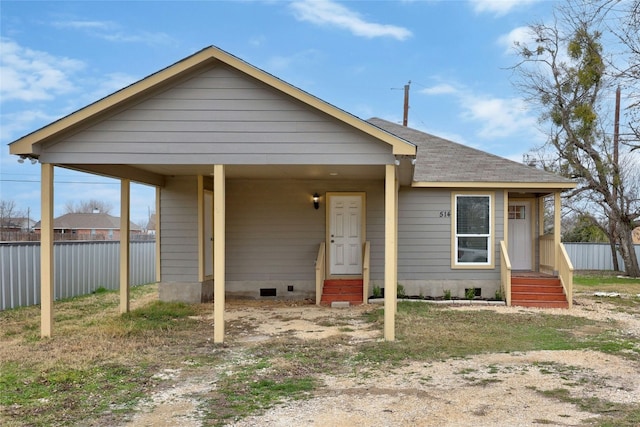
[411,181,577,190]
[9,46,416,157]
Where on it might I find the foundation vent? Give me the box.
[260,288,277,297]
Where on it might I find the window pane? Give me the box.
[456,196,489,234]
[508,205,526,220]
[457,237,489,263]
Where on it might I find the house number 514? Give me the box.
[440,210,451,218]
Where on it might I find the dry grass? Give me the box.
[2,276,640,426]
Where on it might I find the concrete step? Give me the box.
[511,300,569,309]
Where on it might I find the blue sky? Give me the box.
[0,0,559,224]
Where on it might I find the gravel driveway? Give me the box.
[126,295,640,427]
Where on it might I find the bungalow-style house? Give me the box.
[8,46,576,342]
[32,212,142,240]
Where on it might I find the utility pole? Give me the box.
[403,81,411,127]
[609,85,621,272]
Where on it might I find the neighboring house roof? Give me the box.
[10,45,415,159]
[0,217,33,229]
[33,213,141,231]
[367,118,576,189]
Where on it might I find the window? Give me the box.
[509,205,526,220]
[454,194,492,266]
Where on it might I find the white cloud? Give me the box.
[463,96,536,139]
[420,78,537,140]
[0,38,84,103]
[469,0,538,17]
[290,0,412,40]
[497,26,534,54]
[52,19,175,46]
[420,83,458,95]
[52,20,115,31]
[0,109,58,142]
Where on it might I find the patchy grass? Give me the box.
[0,284,219,426]
[534,387,640,427]
[357,302,613,363]
[200,355,316,426]
[574,271,640,294]
[1,276,640,426]
[574,271,640,317]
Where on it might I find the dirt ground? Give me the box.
[125,296,640,427]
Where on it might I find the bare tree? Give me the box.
[0,199,26,239]
[511,2,640,276]
[64,199,114,214]
[0,200,24,224]
[609,0,640,150]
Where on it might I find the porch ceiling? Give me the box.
[66,163,388,184]
[142,164,386,180]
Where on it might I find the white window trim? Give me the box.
[451,192,495,269]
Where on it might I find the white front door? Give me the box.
[508,201,532,270]
[329,195,363,275]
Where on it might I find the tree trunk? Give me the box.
[617,225,640,277]
[608,221,620,271]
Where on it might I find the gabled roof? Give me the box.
[367,118,576,189]
[9,46,415,157]
[33,213,141,231]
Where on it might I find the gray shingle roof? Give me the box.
[367,118,575,186]
[34,213,141,231]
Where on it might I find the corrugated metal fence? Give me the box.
[563,242,640,271]
[1,241,638,311]
[1,241,155,311]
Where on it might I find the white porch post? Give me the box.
[554,191,561,273]
[384,164,398,341]
[213,164,226,343]
[40,163,54,338]
[120,179,131,313]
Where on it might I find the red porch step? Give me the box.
[511,276,569,309]
[321,279,363,306]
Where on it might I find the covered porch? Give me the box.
[500,190,574,309]
[32,158,412,344]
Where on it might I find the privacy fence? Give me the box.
[1,241,638,311]
[563,242,640,271]
[1,240,155,311]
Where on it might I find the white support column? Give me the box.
[40,163,54,338]
[213,164,226,343]
[554,191,561,273]
[120,179,130,314]
[384,164,398,341]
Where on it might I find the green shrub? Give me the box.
[397,284,406,298]
[372,285,382,298]
[465,287,476,300]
